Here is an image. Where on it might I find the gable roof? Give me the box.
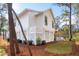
[18,8,42,17]
[47,8,55,23]
[35,8,55,19]
[18,8,55,23]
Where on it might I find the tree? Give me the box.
[56,3,72,41]
[61,10,70,25]
[72,4,79,30]
[12,8,32,56]
[0,4,7,35]
[62,25,69,38]
[55,16,61,29]
[7,3,20,56]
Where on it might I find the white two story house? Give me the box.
[15,8,55,45]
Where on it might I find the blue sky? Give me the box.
[13,3,64,17]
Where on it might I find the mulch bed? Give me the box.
[5,42,79,56]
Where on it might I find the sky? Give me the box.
[13,3,63,17]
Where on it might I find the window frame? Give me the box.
[52,21,54,28]
[45,16,48,25]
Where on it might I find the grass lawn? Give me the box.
[0,47,6,56]
[45,41,74,54]
[65,33,79,41]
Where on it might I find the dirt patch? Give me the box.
[5,41,79,56]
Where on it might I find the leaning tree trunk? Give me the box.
[7,3,20,56]
[69,3,72,41]
[12,9,32,56]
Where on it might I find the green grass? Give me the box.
[72,33,79,41]
[0,47,6,56]
[45,41,74,54]
[65,36,79,41]
[64,35,79,41]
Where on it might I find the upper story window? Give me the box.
[45,16,48,25]
[52,21,54,28]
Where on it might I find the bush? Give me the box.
[28,40,33,45]
[6,38,10,42]
[36,37,41,45]
[41,40,46,45]
[23,40,27,44]
[17,39,22,43]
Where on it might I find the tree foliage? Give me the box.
[0,4,7,35]
[56,3,72,41]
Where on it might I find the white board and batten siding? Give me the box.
[15,8,55,45]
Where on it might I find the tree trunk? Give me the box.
[7,3,20,56]
[12,9,32,56]
[69,3,72,41]
[54,31,56,42]
[0,32,1,36]
[0,11,2,36]
[7,3,15,56]
[4,31,6,39]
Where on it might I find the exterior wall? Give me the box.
[16,11,40,45]
[15,9,55,45]
[44,31,54,42]
[43,9,54,30]
[29,11,40,27]
[43,9,55,42]
[15,12,29,41]
[28,11,40,45]
[27,9,55,44]
[35,14,44,41]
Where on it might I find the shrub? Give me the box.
[6,38,10,42]
[36,37,41,45]
[17,39,22,43]
[28,40,33,45]
[41,40,46,45]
